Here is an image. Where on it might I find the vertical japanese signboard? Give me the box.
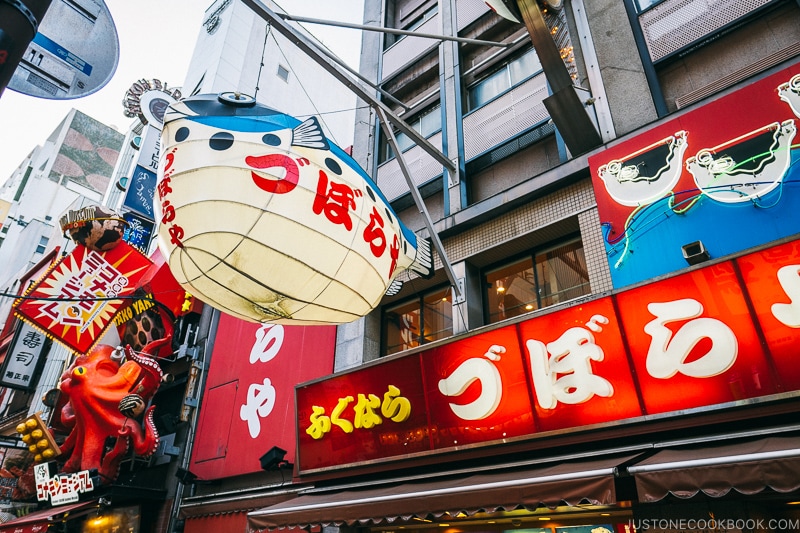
[0,322,48,390]
[189,314,336,479]
[295,236,800,472]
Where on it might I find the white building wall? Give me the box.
[183,0,356,149]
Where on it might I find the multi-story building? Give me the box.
[190,1,800,532]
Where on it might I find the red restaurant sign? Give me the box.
[190,314,336,479]
[296,237,800,472]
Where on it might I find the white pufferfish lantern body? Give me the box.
[155,93,433,325]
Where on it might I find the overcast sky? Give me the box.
[0,0,365,185]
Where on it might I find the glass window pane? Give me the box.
[468,69,510,110]
[422,287,452,343]
[383,300,421,355]
[396,131,414,153]
[485,257,536,324]
[534,240,590,308]
[418,105,441,137]
[509,48,542,86]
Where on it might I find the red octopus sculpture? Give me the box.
[58,337,168,483]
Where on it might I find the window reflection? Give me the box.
[484,239,590,324]
[382,286,453,356]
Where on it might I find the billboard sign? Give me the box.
[296,237,800,472]
[588,62,800,287]
[0,322,48,390]
[14,241,151,354]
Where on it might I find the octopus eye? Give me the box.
[262,133,281,146]
[73,366,87,376]
[175,126,190,142]
[210,132,235,151]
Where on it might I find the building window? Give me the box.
[35,236,49,255]
[484,238,590,324]
[386,4,438,48]
[382,286,453,356]
[466,47,542,112]
[378,104,441,163]
[277,65,290,82]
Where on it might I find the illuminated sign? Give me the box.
[34,463,94,504]
[122,78,181,128]
[296,237,800,472]
[0,322,48,390]
[589,62,800,288]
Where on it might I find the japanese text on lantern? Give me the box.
[305,385,411,440]
[239,324,284,439]
[158,148,185,247]
[259,163,400,278]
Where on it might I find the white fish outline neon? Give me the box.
[778,73,800,119]
[156,93,433,325]
[686,120,796,204]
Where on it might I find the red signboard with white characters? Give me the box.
[616,262,777,414]
[518,297,643,432]
[734,239,800,391]
[295,237,800,473]
[189,314,335,479]
[422,325,534,448]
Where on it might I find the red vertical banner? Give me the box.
[616,263,778,415]
[421,325,535,449]
[190,314,336,479]
[735,238,800,391]
[518,297,643,432]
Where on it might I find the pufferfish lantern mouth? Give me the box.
[246,154,300,194]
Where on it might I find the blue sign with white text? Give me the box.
[122,165,156,219]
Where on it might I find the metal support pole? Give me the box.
[514,0,602,155]
[376,107,462,300]
[242,0,456,175]
[278,13,510,48]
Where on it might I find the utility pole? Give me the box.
[0,0,53,98]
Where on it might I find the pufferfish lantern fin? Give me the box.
[409,237,434,279]
[292,117,330,150]
[385,279,404,296]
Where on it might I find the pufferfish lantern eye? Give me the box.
[209,131,234,151]
[175,126,190,142]
[262,133,281,146]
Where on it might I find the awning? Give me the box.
[0,500,99,533]
[247,454,637,530]
[184,513,248,533]
[628,436,800,502]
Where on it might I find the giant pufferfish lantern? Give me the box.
[156,93,433,325]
